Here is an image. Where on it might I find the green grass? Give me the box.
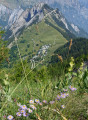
[0,62,88,120]
[0,15,88,120]
[1,78,88,120]
[11,20,67,64]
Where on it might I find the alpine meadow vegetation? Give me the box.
[0,30,88,120]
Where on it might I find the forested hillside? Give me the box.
[55,38,88,59]
[51,38,88,68]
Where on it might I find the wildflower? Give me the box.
[50,101,55,104]
[7,115,14,120]
[57,95,61,100]
[63,89,68,92]
[23,112,29,117]
[21,105,27,110]
[71,87,77,91]
[39,102,43,106]
[69,86,77,91]
[21,109,25,114]
[35,99,40,103]
[30,105,37,110]
[43,100,47,104]
[61,105,65,109]
[29,100,34,104]
[27,108,33,113]
[65,93,69,97]
[16,112,22,117]
[60,93,66,98]
[61,93,69,98]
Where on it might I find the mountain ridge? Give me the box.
[4,3,87,40]
[0,0,88,35]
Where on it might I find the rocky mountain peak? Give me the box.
[2,2,88,40]
[0,4,11,16]
[9,2,54,35]
[36,2,45,8]
[8,7,24,27]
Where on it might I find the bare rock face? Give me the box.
[0,4,11,27]
[9,3,49,35]
[8,7,24,27]
[0,4,24,28]
[0,1,88,40]
[3,2,87,40]
[48,0,88,33]
[0,0,88,34]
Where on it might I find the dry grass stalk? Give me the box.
[42,106,67,120]
[58,55,63,63]
[36,113,42,120]
[0,35,1,39]
[56,108,67,120]
[6,58,9,64]
[0,84,2,90]
[36,25,39,32]
[69,39,72,50]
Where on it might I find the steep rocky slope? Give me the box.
[1,0,88,34]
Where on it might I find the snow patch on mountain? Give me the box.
[61,18,69,30]
[71,24,80,33]
[0,4,11,19]
[0,4,7,13]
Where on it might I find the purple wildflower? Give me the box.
[61,93,66,98]
[16,112,22,117]
[63,89,68,92]
[72,88,77,91]
[21,105,27,110]
[29,100,34,104]
[27,108,33,113]
[43,100,47,104]
[60,93,69,98]
[39,102,43,106]
[65,93,69,97]
[30,105,37,110]
[7,115,14,120]
[35,99,40,103]
[69,86,77,91]
[57,95,61,100]
[61,105,65,109]
[50,101,55,104]
[23,112,29,117]
[21,109,25,114]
